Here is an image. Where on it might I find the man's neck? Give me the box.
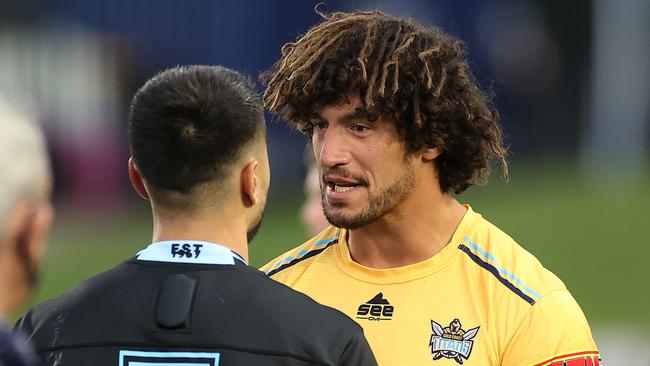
[151,211,249,263]
[347,192,467,269]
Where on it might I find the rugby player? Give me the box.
[261,10,601,366]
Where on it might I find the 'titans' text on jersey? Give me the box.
[261,206,601,366]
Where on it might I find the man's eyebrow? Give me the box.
[341,107,371,122]
[309,106,373,122]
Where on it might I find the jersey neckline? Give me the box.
[136,240,247,265]
[333,205,481,284]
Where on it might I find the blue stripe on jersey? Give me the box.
[267,231,340,271]
[266,235,339,277]
[458,244,536,305]
[463,236,541,300]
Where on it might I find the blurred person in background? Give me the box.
[300,152,330,236]
[261,10,601,366]
[0,99,53,366]
[15,65,376,366]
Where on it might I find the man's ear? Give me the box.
[240,159,260,207]
[422,146,442,162]
[6,199,53,278]
[16,201,54,267]
[128,158,149,200]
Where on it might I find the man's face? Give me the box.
[312,95,416,229]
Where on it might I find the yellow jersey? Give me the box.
[261,206,600,366]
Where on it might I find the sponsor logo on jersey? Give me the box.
[356,293,394,321]
[171,243,203,258]
[119,350,219,365]
[429,318,479,364]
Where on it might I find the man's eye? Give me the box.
[351,124,369,132]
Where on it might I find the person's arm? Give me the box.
[501,289,601,365]
[337,329,378,366]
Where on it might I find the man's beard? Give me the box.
[246,203,267,243]
[322,165,415,230]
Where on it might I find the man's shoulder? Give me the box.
[229,267,373,365]
[260,226,341,277]
[460,213,567,302]
[247,265,362,328]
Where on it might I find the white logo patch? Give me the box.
[118,350,220,366]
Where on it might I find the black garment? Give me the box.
[15,246,376,366]
[0,323,35,366]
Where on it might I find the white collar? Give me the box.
[136,240,247,265]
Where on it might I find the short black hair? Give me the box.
[128,65,263,195]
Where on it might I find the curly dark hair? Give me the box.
[263,10,508,194]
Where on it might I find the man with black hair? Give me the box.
[16,65,377,366]
[261,10,600,366]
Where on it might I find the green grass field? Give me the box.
[20,163,650,328]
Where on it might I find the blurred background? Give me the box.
[1,0,648,363]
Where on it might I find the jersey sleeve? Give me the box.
[501,289,601,365]
[337,329,378,366]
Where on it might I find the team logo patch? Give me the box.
[356,293,394,321]
[429,318,479,364]
[119,350,220,366]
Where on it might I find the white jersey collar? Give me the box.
[136,240,247,265]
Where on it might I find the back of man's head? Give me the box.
[128,65,265,209]
[0,99,50,234]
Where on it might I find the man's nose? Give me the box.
[315,127,350,168]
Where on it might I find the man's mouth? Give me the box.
[322,170,368,199]
[324,176,367,200]
[327,182,359,193]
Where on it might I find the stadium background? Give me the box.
[1,0,648,364]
